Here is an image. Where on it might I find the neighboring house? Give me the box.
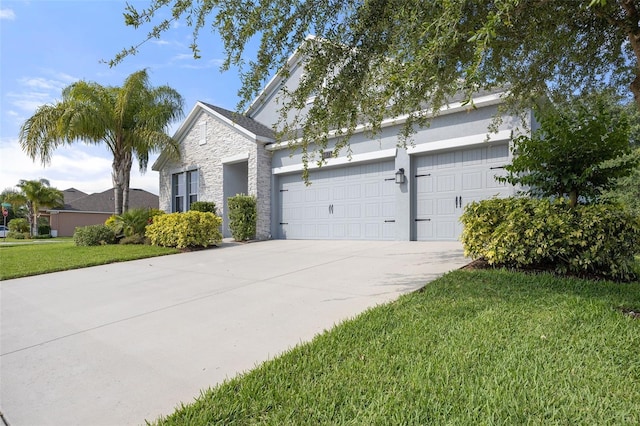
[41,188,159,237]
[153,41,530,242]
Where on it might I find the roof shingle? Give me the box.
[201,102,275,140]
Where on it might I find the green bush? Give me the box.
[106,208,165,238]
[119,234,149,245]
[38,224,51,235]
[227,194,256,241]
[8,218,29,233]
[190,201,217,214]
[145,211,222,249]
[7,231,27,239]
[461,197,640,280]
[73,224,116,246]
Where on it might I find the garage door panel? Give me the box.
[279,160,396,240]
[463,171,483,190]
[487,144,509,162]
[436,174,456,192]
[437,198,456,215]
[463,147,483,165]
[436,221,457,239]
[415,143,512,241]
[436,152,457,169]
[486,169,508,188]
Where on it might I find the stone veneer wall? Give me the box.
[159,110,272,240]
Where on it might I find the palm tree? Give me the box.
[16,179,64,235]
[19,69,184,214]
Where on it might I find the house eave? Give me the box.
[152,102,275,171]
[244,35,317,118]
[266,91,506,152]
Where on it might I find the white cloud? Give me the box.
[151,39,170,46]
[0,9,15,20]
[0,138,159,195]
[171,53,194,61]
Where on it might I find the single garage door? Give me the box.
[278,161,396,240]
[414,143,513,241]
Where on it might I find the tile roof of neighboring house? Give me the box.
[56,188,159,213]
[201,102,276,139]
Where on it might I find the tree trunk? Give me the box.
[621,0,640,109]
[122,154,133,213]
[569,190,578,208]
[111,151,130,215]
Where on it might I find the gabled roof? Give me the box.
[62,188,88,204]
[200,102,275,139]
[48,188,159,214]
[152,101,275,171]
[244,34,316,118]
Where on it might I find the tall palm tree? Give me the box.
[16,179,64,235]
[19,69,184,214]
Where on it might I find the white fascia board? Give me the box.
[272,148,396,175]
[266,92,506,152]
[406,129,512,155]
[222,152,250,164]
[152,102,205,171]
[199,103,261,141]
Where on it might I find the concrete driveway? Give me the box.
[0,240,466,425]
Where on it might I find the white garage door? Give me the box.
[278,161,396,240]
[414,143,513,241]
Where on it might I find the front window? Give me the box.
[172,170,198,212]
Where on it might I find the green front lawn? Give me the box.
[0,240,179,280]
[152,269,640,425]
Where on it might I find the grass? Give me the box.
[151,269,640,425]
[0,240,179,280]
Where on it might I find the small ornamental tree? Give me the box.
[500,92,638,207]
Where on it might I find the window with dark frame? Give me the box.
[172,170,198,212]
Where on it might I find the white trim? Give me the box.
[406,130,512,155]
[272,148,396,175]
[266,92,505,152]
[222,152,250,164]
[245,35,317,117]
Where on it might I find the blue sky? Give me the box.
[0,0,252,195]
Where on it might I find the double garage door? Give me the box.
[414,143,512,240]
[278,161,396,240]
[277,143,512,241]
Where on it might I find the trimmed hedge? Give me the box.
[190,201,217,214]
[227,194,256,241]
[73,224,116,246]
[145,211,222,249]
[461,197,640,280]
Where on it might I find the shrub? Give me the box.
[190,201,217,214]
[461,197,640,280]
[106,208,165,238]
[38,224,51,235]
[8,218,29,233]
[119,234,149,245]
[227,194,256,241]
[73,224,116,246]
[145,211,222,249]
[7,231,27,239]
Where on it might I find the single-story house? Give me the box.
[153,42,530,242]
[42,188,159,237]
